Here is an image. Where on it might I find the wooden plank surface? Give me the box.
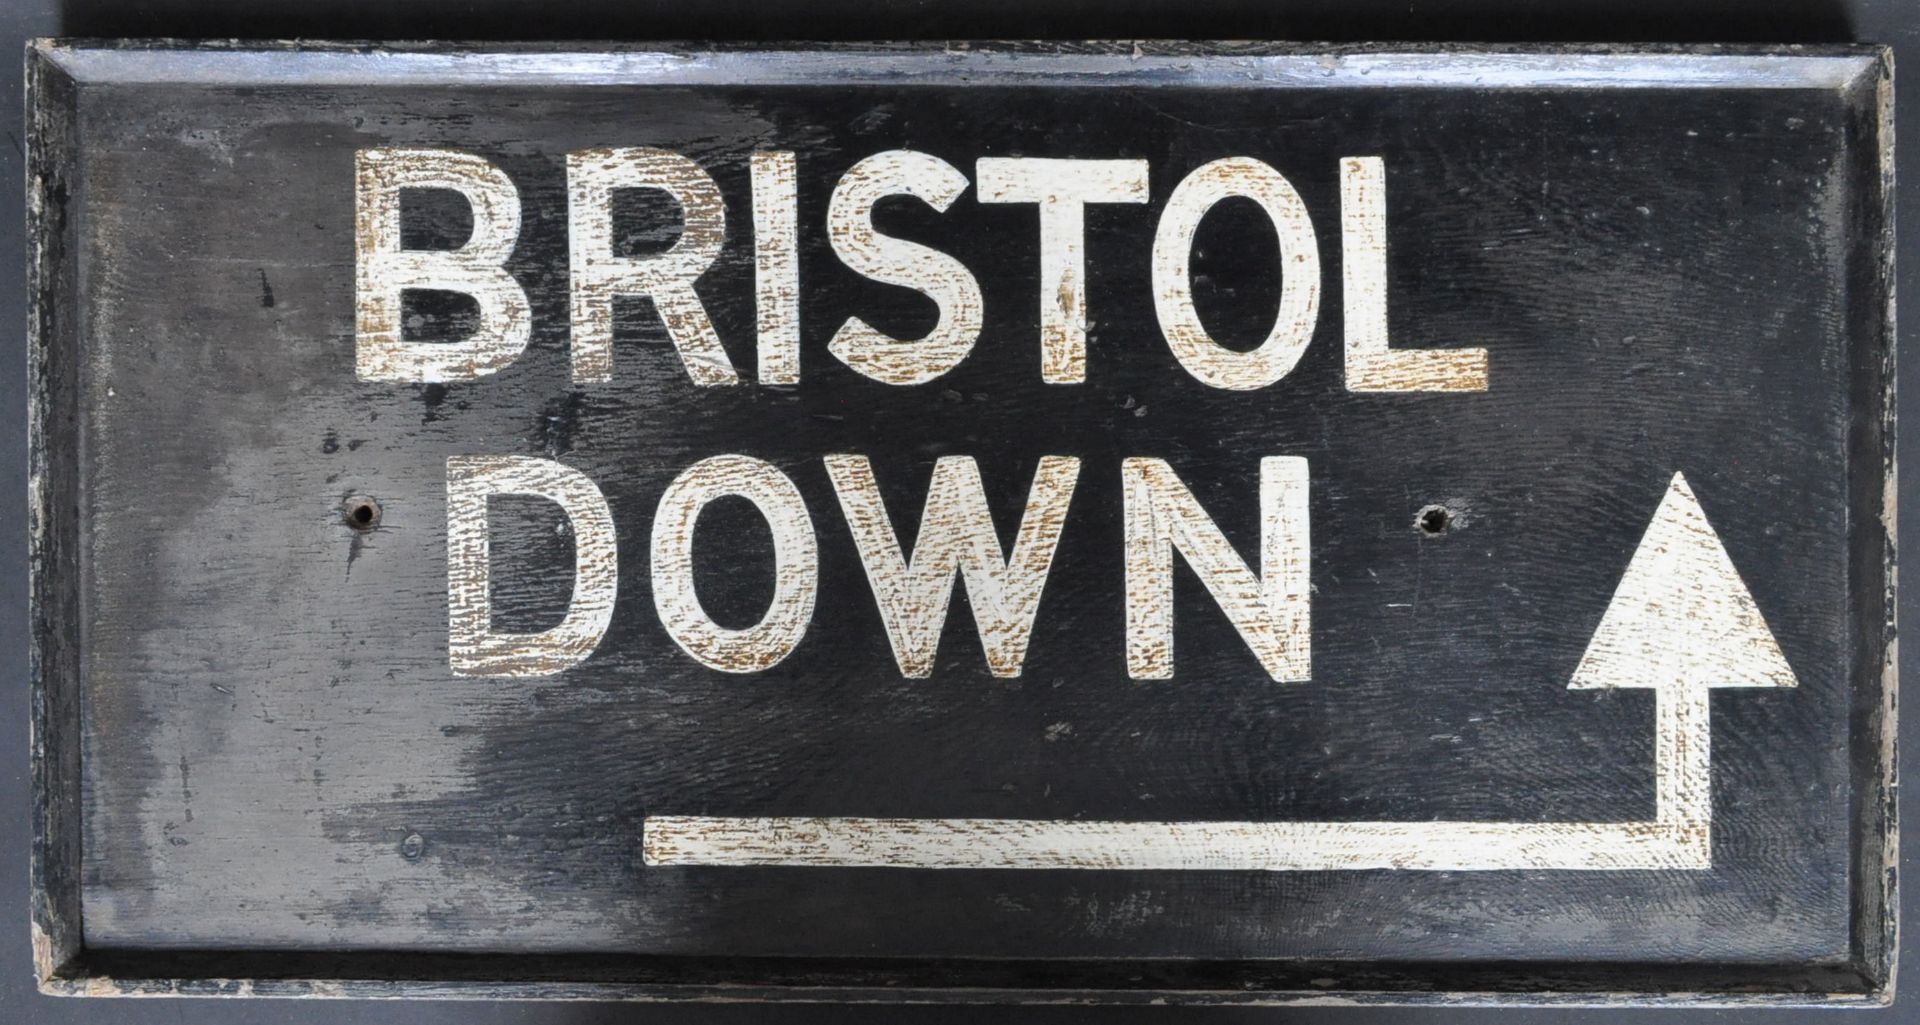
[28,41,1894,1002]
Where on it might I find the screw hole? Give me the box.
[344,496,381,531]
[1415,504,1452,536]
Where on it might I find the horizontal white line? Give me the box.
[642,816,1709,871]
[42,46,1873,91]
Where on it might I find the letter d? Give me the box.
[446,456,617,676]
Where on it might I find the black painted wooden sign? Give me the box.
[28,42,1896,1004]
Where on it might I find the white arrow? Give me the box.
[642,472,1797,871]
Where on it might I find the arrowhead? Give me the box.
[1569,472,1797,692]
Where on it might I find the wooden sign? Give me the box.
[28,41,1895,1004]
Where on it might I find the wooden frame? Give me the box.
[27,40,1896,1004]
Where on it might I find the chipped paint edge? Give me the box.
[1864,43,1899,1006]
[25,39,87,993]
[28,39,1886,91]
[24,968,1900,1006]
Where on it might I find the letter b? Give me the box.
[355,149,531,382]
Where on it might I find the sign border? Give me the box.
[25,38,1896,1004]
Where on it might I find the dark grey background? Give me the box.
[6,1,1915,1023]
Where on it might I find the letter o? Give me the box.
[651,455,818,672]
[1152,157,1321,390]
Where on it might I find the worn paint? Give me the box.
[355,148,530,382]
[568,147,737,385]
[651,454,818,672]
[976,158,1150,383]
[751,150,802,385]
[825,150,983,384]
[825,454,1079,677]
[446,455,618,676]
[1152,157,1319,391]
[1122,456,1310,681]
[1339,156,1489,392]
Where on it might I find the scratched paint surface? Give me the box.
[64,57,1874,966]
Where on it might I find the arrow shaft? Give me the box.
[1654,687,1713,860]
[643,815,1709,871]
[643,691,1718,872]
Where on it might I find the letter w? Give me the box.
[826,455,1080,678]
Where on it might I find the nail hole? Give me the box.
[1415,504,1453,536]
[344,496,381,531]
